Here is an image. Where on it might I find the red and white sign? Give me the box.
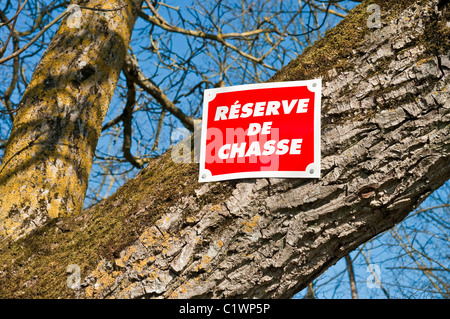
[199,79,321,182]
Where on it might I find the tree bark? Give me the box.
[0,0,448,299]
[0,0,143,241]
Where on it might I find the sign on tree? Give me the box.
[199,80,321,182]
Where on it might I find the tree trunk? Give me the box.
[0,0,143,240]
[0,0,448,299]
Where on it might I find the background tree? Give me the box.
[0,0,448,299]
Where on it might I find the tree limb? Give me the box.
[122,52,195,131]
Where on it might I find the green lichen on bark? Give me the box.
[0,149,234,298]
[420,3,450,55]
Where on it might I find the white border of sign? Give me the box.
[199,79,321,182]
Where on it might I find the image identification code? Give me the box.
[179,302,271,316]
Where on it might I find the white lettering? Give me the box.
[179,303,214,316]
[266,101,280,116]
[213,98,309,120]
[261,121,272,135]
[245,141,261,157]
[215,106,228,121]
[290,138,302,154]
[253,102,266,117]
[282,99,298,114]
[218,144,231,159]
[275,139,290,155]
[247,123,261,136]
[296,99,309,113]
[229,101,241,119]
[262,140,276,156]
[241,103,253,118]
[230,142,246,158]
[218,139,303,159]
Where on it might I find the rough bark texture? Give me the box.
[0,0,143,241]
[0,0,448,299]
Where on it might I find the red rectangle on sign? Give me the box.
[199,80,321,182]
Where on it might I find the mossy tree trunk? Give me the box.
[0,0,144,240]
[0,0,448,298]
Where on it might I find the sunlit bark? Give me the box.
[0,0,143,240]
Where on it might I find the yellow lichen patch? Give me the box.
[194,262,203,272]
[133,259,147,273]
[217,240,224,248]
[118,282,137,299]
[148,271,158,281]
[170,290,179,299]
[115,258,125,268]
[85,286,94,298]
[194,255,212,272]
[97,271,115,288]
[241,215,261,233]
[170,280,192,298]
[132,255,156,273]
[417,58,432,67]
[202,255,211,264]
[139,227,172,250]
[139,228,159,247]
[179,284,188,294]
[210,204,223,212]
[88,262,118,298]
[121,246,136,263]
[186,216,196,223]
